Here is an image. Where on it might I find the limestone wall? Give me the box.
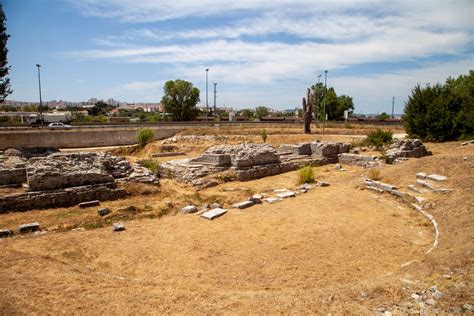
[0,168,26,185]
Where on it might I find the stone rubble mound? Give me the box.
[385,139,431,164]
[163,135,248,144]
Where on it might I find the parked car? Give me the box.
[48,122,72,129]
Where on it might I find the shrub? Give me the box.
[261,129,268,143]
[297,166,315,185]
[140,158,160,174]
[363,129,393,150]
[368,168,382,181]
[136,128,155,148]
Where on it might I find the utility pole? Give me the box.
[317,74,322,123]
[213,82,217,116]
[205,68,209,123]
[391,96,395,118]
[36,64,43,127]
[322,70,328,135]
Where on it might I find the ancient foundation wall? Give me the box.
[0,127,181,150]
[0,168,27,185]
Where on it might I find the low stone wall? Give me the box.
[0,183,128,212]
[190,154,232,166]
[0,127,181,150]
[338,153,378,168]
[0,168,26,185]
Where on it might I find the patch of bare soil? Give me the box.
[0,137,472,314]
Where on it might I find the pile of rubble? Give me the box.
[0,150,158,212]
[385,139,431,164]
[161,141,350,186]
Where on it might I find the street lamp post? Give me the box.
[213,82,217,116]
[36,64,43,127]
[322,70,328,135]
[205,68,209,123]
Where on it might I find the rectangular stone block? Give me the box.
[78,200,100,208]
[201,208,227,220]
[18,222,40,233]
[232,201,254,209]
[0,168,27,186]
[280,143,312,156]
[427,174,447,181]
[276,191,296,198]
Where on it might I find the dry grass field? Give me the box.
[0,127,472,314]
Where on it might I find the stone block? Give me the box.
[264,197,281,204]
[427,174,447,181]
[416,172,427,179]
[79,200,100,208]
[210,203,222,209]
[280,143,312,156]
[276,191,296,198]
[365,179,397,191]
[316,181,330,187]
[0,168,27,186]
[416,179,437,191]
[181,205,198,214]
[18,222,40,234]
[0,229,13,238]
[112,222,125,232]
[232,201,254,209]
[98,208,111,217]
[201,208,227,220]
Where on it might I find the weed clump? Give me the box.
[368,168,382,181]
[297,166,315,185]
[140,158,160,174]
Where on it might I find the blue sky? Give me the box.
[4,0,473,114]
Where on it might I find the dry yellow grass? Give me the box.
[0,135,472,314]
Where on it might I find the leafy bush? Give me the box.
[297,166,315,185]
[368,168,382,181]
[363,129,393,150]
[136,128,155,148]
[404,71,473,141]
[261,129,268,143]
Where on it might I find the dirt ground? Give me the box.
[0,128,472,314]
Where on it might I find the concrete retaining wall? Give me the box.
[0,127,182,150]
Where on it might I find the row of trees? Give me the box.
[310,83,354,121]
[404,71,473,141]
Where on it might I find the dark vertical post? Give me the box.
[391,96,395,118]
[213,82,217,116]
[205,68,209,123]
[36,64,43,126]
[322,70,328,135]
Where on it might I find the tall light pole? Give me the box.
[205,68,209,123]
[213,82,217,116]
[36,64,43,127]
[317,74,321,84]
[317,74,322,123]
[322,70,328,135]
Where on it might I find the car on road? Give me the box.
[48,122,72,130]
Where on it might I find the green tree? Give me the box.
[87,101,114,116]
[404,71,473,141]
[311,82,324,121]
[240,109,254,120]
[378,112,391,120]
[161,79,200,121]
[255,106,269,119]
[0,4,12,103]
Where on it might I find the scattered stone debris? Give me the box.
[408,184,427,194]
[232,201,254,209]
[385,139,431,164]
[97,208,111,217]
[461,140,474,146]
[18,222,40,234]
[79,200,101,208]
[181,205,198,214]
[463,303,473,312]
[316,181,330,187]
[210,202,222,209]
[201,208,227,220]
[365,179,398,191]
[298,183,312,193]
[426,174,447,181]
[112,222,125,232]
[248,194,263,204]
[0,228,13,238]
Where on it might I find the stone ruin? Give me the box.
[385,139,431,164]
[0,150,158,212]
[161,141,350,186]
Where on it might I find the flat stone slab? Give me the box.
[366,186,384,194]
[365,179,397,191]
[78,200,100,208]
[181,205,198,214]
[416,179,437,190]
[232,200,254,209]
[112,222,125,232]
[264,197,282,204]
[407,184,427,194]
[274,189,290,193]
[316,181,330,187]
[427,174,447,181]
[276,191,296,199]
[201,208,227,220]
[151,152,186,157]
[0,229,13,238]
[18,222,40,234]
